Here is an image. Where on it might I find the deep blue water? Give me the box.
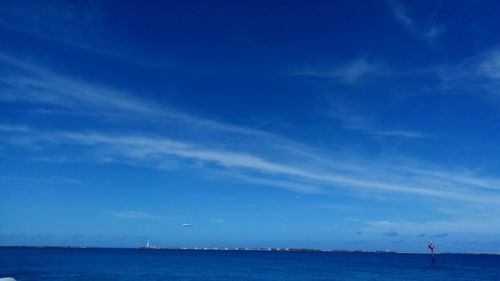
[1,248,500,281]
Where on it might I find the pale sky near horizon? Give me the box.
[2,0,500,252]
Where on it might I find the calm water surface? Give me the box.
[1,248,499,280]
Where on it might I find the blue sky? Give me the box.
[2,0,500,252]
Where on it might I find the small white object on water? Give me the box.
[0,278,16,281]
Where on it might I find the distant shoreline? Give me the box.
[1,245,499,255]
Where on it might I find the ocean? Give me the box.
[1,248,499,280]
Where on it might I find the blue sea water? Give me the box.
[1,248,499,281]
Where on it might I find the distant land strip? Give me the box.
[137,246,396,253]
[1,246,499,255]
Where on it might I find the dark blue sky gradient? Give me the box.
[2,0,500,252]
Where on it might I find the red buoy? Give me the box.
[428,243,436,263]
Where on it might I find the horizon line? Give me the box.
[1,245,499,255]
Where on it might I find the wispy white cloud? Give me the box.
[397,166,500,192]
[328,104,428,138]
[291,57,382,83]
[0,124,33,133]
[0,175,85,185]
[217,171,323,194]
[365,217,500,235]
[375,130,428,138]
[327,104,371,131]
[0,53,161,115]
[0,1,173,68]
[387,0,445,41]
[209,218,225,223]
[0,52,316,150]
[5,128,500,205]
[111,211,182,220]
[422,25,446,39]
[332,58,380,83]
[477,49,500,79]
[430,46,500,98]
[112,211,154,219]
[2,52,500,208]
